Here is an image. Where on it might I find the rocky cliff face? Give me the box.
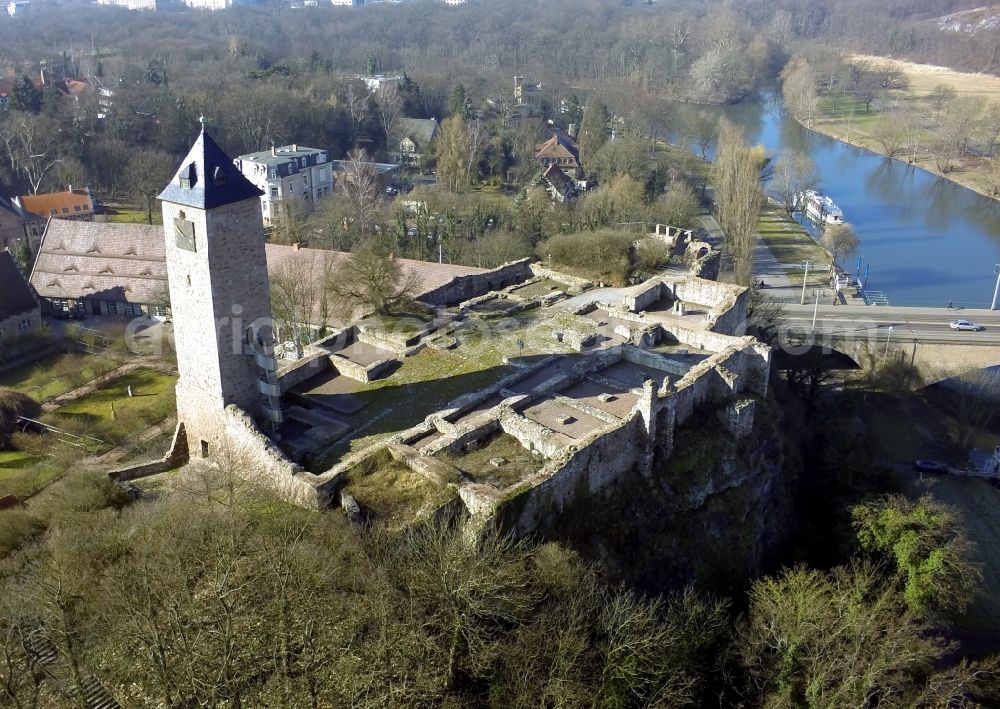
[532,398,794,595]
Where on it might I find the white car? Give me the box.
[950,319,985,332]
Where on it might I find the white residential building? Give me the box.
[363,74,403,93]
[96,0,158,10]
[234,145,334,226]
[6,1,30,16]
[331,0,364,6]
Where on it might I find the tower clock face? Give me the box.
[174,216,196,252]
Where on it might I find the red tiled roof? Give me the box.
[265,243,487,325]
[18,190,94,220]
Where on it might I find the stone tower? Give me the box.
[158,129,281,459]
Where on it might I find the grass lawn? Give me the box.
[44,368,177,450]
[849,53,1000,101]
[106,208,162,225]
[344,347,514,454]
[802,56,1000,200]
[0,463,65,500]
[438,432,543,489]
[346,450,455,528]
[0,450,38,469]
[0,351,120,401]
[757,207,831,286]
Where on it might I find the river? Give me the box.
[673,95,1000,308]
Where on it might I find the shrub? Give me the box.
[0,508,44,556]
[537,230,635,285]
[0,390,41,447]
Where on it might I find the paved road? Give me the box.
[781,303,1000,346]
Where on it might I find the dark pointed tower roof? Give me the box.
[158,130,263,210]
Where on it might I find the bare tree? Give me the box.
[781,57,819,127]
[872,115,906,159]
[935,368,1000,454]
[465,119,488,186]
[436,115,472,192]
[934,97,984,173]
[375,83,402,145]
[341,149,382,234]
[0,114,65,194]
[770,152,819,214]
[326,246,421,317]
[269,252,331,357]
[714,119,763,286]
[901,112,924,165]
[125,150,174,224]
[342,81,371,148]
[821,223,860,267]
[928,83,957,121]
[986,156,1000,197]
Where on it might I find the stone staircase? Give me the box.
[25,634,122,709]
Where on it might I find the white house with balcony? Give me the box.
[234,144,334,226]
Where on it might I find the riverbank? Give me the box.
[756,206,831,289]
[794,57,1000,202]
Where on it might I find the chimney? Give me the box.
[292,143,298,152]
[39,68,46,87]
[271,144,277,157]
[293,242,301,251]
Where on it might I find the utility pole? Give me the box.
[992,264,1000,311]
[884,325,893,359]
[811,289,820,331]
[800,262,810,305]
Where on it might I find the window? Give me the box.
[73,205,82,212]
[270,187,278,198]
[150,304,166,318]
[61,207,69,214]
[106,301,120,315]
[50,208,57,215]
[19,319,31,331]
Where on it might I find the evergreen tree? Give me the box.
[448,84,469,119]
[9,75,42,113]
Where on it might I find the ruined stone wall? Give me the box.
[528,263,592,292]
[418,258,533,306]
[222,406,334,509]
[670,278,742,312]
[276,350,332,394]
[708,289,749,335]
[623,281,667,313]
[622,346,691,379]
[331,353,397,383]
[499,416,645,535]
[108,422,190,482]
[662,324,744,353]
[500,414,571,458]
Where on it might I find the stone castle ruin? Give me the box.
[114,131,772,539]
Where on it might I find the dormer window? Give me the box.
[179,163,197,189]
[213,166,228,186]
